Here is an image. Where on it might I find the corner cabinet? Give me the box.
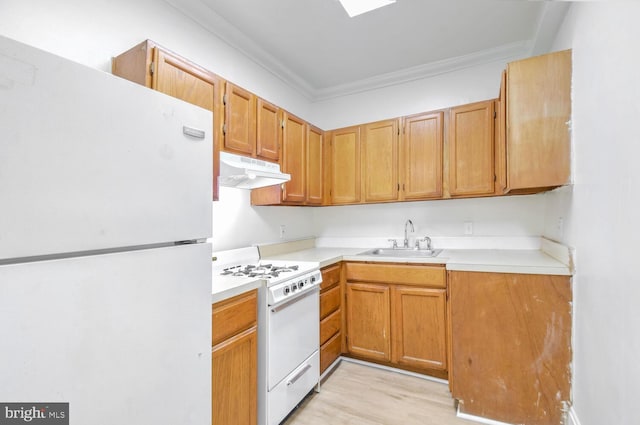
[112,39,224,201]
[449,271,571,425]
[344,262,448,379]
[501,49,572,193]
[211,290,258,425]
[251,115,324,206]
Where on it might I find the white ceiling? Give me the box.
[166,0,570,101]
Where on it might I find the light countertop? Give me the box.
[211,274,263,304]
[213,238,572,303]
[262,246,572,276]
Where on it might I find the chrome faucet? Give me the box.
[403,219,414,248]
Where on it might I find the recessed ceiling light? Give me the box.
[338,0,397,18]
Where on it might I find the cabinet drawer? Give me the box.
[320,331,342,374]
[212,289,258,347]
[320,285,340,319]
[320,308,341,345]
[320,263,341,291]
[345,263,445,288]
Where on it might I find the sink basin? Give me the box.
[359,248,442,258]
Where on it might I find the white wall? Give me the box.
[545,3,640,425]
[0,0,311,119]
[314,194,545,241]
[211,188,314,251]
[312,59,508,129]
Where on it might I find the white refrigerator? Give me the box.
[0,36,213,424]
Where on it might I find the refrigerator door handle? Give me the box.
[183,126,206,139]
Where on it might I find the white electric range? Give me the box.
[212,246,321,425]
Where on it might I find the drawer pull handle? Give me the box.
[287,364,312,386]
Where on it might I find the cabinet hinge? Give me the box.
[149,61,155,76]
[494,111,497,119]
[222,94,227,106]
[222,123,227,135]
[281,119,285,129]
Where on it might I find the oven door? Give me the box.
[267,286,320,390]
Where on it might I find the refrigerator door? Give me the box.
[0,243,212,425]
[0,36,212,260]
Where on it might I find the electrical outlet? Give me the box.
[464,221,473,235]
[279,224,286,239]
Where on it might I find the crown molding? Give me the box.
[311,40,532,101]
[164,0,566,102]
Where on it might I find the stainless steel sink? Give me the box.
[359,248,442,258]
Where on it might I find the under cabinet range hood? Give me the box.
[218,151,291,189]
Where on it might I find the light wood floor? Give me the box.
[282,360,474,425]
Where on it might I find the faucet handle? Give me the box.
[418,236,433,250]
[387,239,398,249]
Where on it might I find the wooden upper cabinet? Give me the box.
[281,112,306,203]
[224,82,256,156]
[495,71,507,194]
[330,126,361,204]
[448,100,495,197]
[362,119,400,202]
[256,98,280,161]
[111,40,223,201]
[401,112,444,200]
[505,49,571,192]
[306,125,324,205]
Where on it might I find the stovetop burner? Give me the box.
[220,263,304,280]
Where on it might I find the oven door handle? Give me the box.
[270,286,319,313]
[287,363,312,387]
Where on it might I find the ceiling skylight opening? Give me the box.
[338,0,397,18]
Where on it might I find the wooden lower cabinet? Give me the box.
[449,271,571,425]
[391,286,447,371]
[346,282,391,362]
[319,264,342,373]
[344,262,447,378]
[211,290,258,425]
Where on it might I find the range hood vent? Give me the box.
[218,151,291,189]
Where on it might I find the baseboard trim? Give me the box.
[339,356,448,385]
[456,405,515,425]
[566,406,582,425]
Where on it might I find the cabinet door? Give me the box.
[281,112,307,203]
[212,327,257,425]
[150,47,223,201]
[506,49,571,191]
[401,112,443,199]
[391,286,447,371]
[448,101,495,196]
[306,125,324,205]
[224,82,256,156]
[449,271,571,425]
[362,119,399,202]
[256,98,280,161]
[330,127,361,204]
[346,282,390,361]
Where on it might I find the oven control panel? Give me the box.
[268,269,323,306]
